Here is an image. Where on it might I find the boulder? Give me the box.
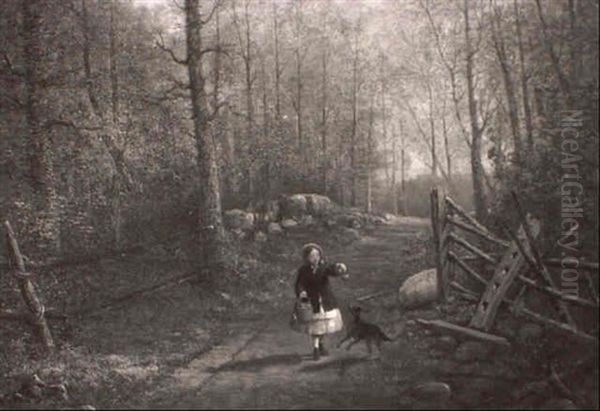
[254,231,268,242]
[299,215,315,226]
[541,398,578,410]
[325,218,337,228]
[267,222,283,234]
[384,213,395,221]
[398,268,438,309]
[264,199,280,222]
[304,194,335,217]
[336,227,360,244]
[454,341,492,362]
[230,228,246,240]
[517,322,544,342]
[224,209,255,231]
[281,219,299,229]
[432,335,458,352]
[279,194,307,220]
[409,382,452,402]
[337,213,363,229]
[373,216,386,225]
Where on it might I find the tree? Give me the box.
[22,0,60,255]
[185,0,226,275]
[464,0,487,221]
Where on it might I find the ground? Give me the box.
[1,216,596,409]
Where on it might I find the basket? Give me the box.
[295,298,314,323]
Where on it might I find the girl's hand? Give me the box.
[335,263,349,279]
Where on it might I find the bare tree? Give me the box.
[490,1,523,165]
[185,0,225,274]
[464,0,487,221]
[22,0,60,254]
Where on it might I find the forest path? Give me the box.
[149,216,438,409]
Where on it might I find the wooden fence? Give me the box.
[430,188,598,343]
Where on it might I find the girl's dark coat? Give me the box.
[294,261,343,313]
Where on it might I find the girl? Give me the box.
[294,243,349,360]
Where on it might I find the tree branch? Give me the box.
[1,50,23,77]
[155,33,188,66]
[201,0,221,25]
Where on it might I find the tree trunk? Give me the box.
[535,0,573,106]
[82,0,128,250]
[464,0,487,222]
[109,0,119,122]
[261,56,270,200]
[400,125,406,215]
[185,0,225,275]
[442,97,452,183]
[321,44,329,193]
[272,1,281,120]
[22,0,60,255]
[243,1,254,202]
[294,4,303,160]
[491,4,523,165]
[514,0,534,151]
[350,37,359,208]
[109,0,122,249]
[427,81,438,178]
[365,97,374,214]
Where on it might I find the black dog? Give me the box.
[337,305,393,354]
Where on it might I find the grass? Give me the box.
[0,222,356,409]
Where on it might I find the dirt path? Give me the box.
[149,217,452,409]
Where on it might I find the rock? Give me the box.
[254,231,267,242]
[373,216,386,225]
[281,218,299,229]
[337,213,362,228]
[409,382,452,401]
[230,228,246,239]
[304,194,335,217]
[541,398,578,409]
[337,227,360,244]
[350,219,362,229]
[384,213,395,221]
[264,199,280,222]
[224,209,255,231]
[150,244,168,259]
[325,218,336,228]
[398,268,438,309]
[518,322,544,342]
[267,222,283,234]
[433,335,458,352]
[299,215,314,226]
[279,194,307,220]
[454,341,492,362]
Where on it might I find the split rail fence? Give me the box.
[428,187,598,344]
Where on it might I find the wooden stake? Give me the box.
[469,218,540,331]
[4,221,54,350]
[446,214,510,249]
[448,232,497,264]
[416,318,511,346]
[448,251,488,286]
[445,196,509,247]
[510,192,577,328]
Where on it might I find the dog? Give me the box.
[337,305,394,354]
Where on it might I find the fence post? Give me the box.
[430,188,447,302]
